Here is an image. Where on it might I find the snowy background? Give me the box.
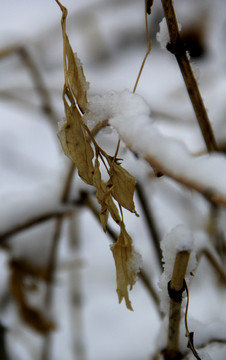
[0,0,226,359]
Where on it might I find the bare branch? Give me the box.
[136,182,162,269]
[0,45,60,129]
[160,0,218,152]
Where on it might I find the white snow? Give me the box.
[156,17,182,50]
[158,225,196,315]
[86,89,226,204]
[156,18,169,50]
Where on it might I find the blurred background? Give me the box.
[0,1,226,359]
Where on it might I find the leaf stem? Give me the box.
[133,2,152,93]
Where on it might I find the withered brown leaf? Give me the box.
[65,34,89,113]
[108,162,137,213]
[111,225,141,311]
[94,158,121,230]
[58,95,94,185]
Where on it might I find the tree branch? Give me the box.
[0,45,60,129]
[0,208,75,250]
[161,0,218,152]
[136,182,162,269]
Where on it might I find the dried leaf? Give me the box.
[94,158,121,229]
[108,162,137,213]
[65,34,89,112]
[58,96,94,185]
[111,225,142,310]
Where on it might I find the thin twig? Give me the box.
[136,182,162,269]
[0,45,60,129]
[0,323,9,360]
[68,214,87,360]
[42,162,75,360]
[160,0,217,152]
[55,0,68,88]
[133,1,152,93]
[197,248,226,283]
[0,208,75,250]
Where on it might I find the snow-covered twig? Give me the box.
[164,251,190,359]
[86,90,226,206]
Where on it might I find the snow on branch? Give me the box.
[85,90,226,205]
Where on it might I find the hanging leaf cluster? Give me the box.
[56,0,141,310]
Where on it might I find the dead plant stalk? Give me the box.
[161,0,218,152]
[164,251,190,360]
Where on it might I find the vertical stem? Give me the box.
[68,214,87,360]
[0,324,9,360]
[161,0,218,152]
[42,163,75,360]
[164,251,190,360]
[136,183,162,269]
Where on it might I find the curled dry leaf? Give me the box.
[94,158,121,230]
[58,94,94,185]
[108,161,137,214]
[111,225,142,311]
[65,33,89,113]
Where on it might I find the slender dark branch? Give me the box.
[0,323,9,360]
[0,45,60,129]
[42,162,76,360]
[136,182,162,269]
[197,248,226,283]
[0,209,75,249]
[161,0,217,152]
